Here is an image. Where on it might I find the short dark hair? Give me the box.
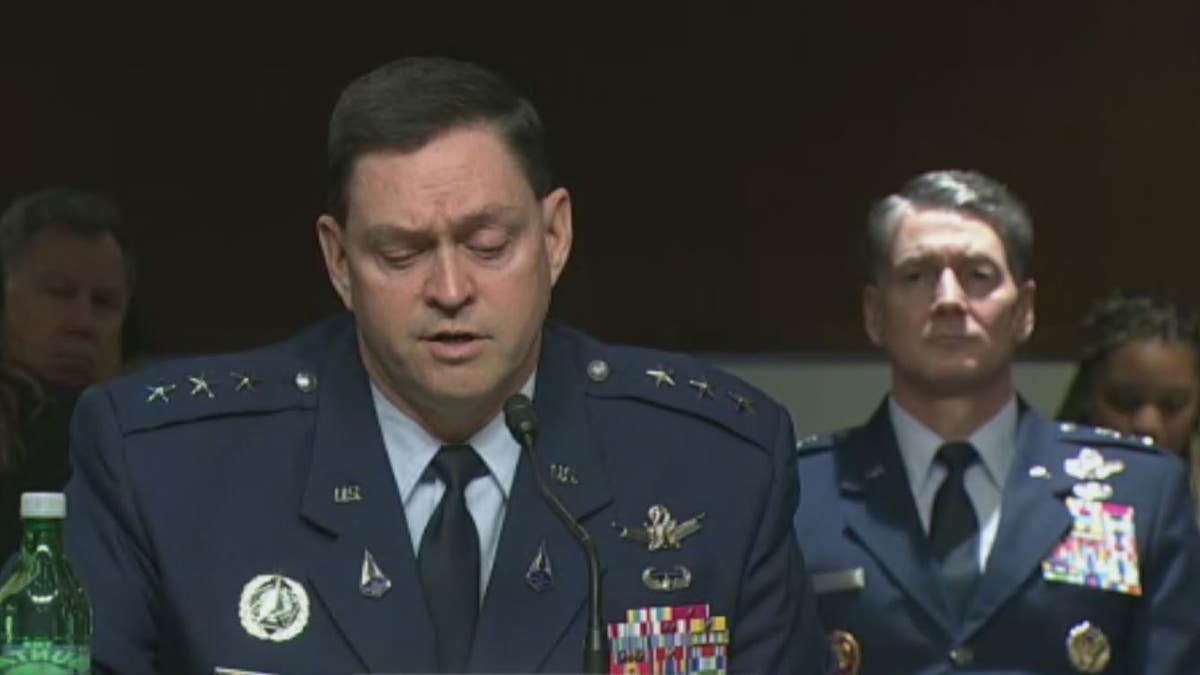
[1058,291,1200,422]
[325,56,554,223]
[865,170,1034,282]
[0,188,136,288]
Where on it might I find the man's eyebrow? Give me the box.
[360,223,431,249]
[448,204,522,230]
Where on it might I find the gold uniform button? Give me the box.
[948,646,974,667]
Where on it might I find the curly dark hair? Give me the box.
[1058,291,1200,423]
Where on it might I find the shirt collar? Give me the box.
[371,374,536,502]
[889,395,1018,489]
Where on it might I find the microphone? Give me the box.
[503,394,607,674]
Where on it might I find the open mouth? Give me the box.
[423,330,487,361]
[428,330,482,343]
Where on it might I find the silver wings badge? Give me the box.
[613,504,705,551]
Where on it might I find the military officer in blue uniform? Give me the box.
[793,170,1200,674]
[62,57,831,674]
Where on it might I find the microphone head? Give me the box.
[503,393,539,448]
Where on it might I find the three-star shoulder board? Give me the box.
[1055,421,1160,452]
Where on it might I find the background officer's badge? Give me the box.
[613,504,705,551]
[1066,621,1111,673]
[1064,447,1125,481]
[239,574,310,642]
[828,629,861,675]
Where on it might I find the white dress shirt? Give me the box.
[889,396,1018,571]
[372,376,534,601]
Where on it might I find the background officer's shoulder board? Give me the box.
[795,431,845,456]
[1054,421,1161,453]
[581,343,780,451]
[105,347,320,435]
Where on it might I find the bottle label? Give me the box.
[0,643,89,674]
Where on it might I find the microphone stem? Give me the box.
[522,440,607,674]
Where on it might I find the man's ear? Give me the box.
[540,187,573,285]
[863,284,884,347]
[316,215,354,310]
[1015,278,1037,344]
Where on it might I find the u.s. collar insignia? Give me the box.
[613,504,705,551]
[1065,447,1125,481]
[238,574,310,642]
[1066,621,1111,673]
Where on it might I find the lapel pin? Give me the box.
[613,504,705,551]
[333,485,362,504]
[1029,465,1051,479]
[642,565,692,592]
[238,573,310,642]
[525,541,553,592]
[549,463,579,485]
[359,549,391,598]
[145,382,176,404]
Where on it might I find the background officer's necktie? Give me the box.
[929,441,981,620]
[418,444,486,673]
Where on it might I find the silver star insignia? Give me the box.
[146,383,177,404]
[232,371,260,392]
[688,379,716,399]
[645,367,676,388]
[728,391,754,413]
[188,375,216,398]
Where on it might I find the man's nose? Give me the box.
[932,268,967,310]
[423,248,475,312]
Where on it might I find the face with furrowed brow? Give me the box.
[317,124,572,437]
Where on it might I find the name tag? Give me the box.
[1042,497,1142,596]
[812,567,866,594]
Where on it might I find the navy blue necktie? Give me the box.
[418,444,486,673]
[929,442,981,620]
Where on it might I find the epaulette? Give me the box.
[581,343,779,451]
[105,347,320,435]
[795,431,843,455]
[1054,421,1160,453]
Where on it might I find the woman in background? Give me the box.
[1058,291,1200,522]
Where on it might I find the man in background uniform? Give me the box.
[793,170,1200,674]
[63,57,831,674]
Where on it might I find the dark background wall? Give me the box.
[2,3,1198,358]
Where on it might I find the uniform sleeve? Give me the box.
[731,408,833,674]
[64,387,161,675]
[1128,460,1200,673]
